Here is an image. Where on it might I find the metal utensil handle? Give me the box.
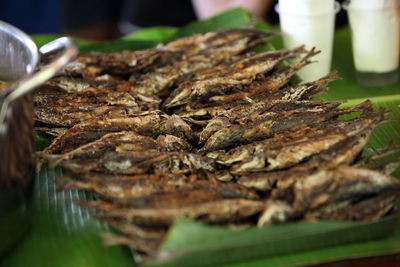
[0,37,78,128]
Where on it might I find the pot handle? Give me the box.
[0,37,78,129]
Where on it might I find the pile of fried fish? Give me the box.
[34,28,400,259]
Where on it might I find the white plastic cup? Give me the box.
[343,0,399,86]
[276,0,340,82]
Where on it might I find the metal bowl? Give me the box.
[0,21,78,255]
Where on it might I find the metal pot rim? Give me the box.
[0,20,39,78]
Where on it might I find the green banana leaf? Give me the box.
[122,26,178,43]
[31,34,94,48]
[147,216,398,267]
[2,7,400,267]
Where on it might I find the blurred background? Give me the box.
[0,0,355,41]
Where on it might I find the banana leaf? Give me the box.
[122,26,178,43]
[147,216,398,267]
[1,7,400,267]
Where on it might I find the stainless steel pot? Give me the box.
[0,20,78,255]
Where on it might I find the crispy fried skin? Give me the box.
[48,150,214,175]
[237,105,387,192]
[40,111,193,154]
[79,198,265,227]
[201,100,366,151]
[295,166,400,221]
[163,46,307,108]
[57,172,259,200]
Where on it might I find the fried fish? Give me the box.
[40,111,193,154]
[163,46,307,108]
[32,28,400,259]
[56,171,259,200]
[202,100,365,151]
[79,198,265,227]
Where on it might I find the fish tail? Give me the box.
[296,47,321,68]
[100,232,132,247]
[55,175,86,192]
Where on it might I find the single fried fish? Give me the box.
[56,171,259,200]
[41,111,192,154]
[79,198,265,227]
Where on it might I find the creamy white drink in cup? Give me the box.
[343,0,399,86]
[276,0,339,82]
